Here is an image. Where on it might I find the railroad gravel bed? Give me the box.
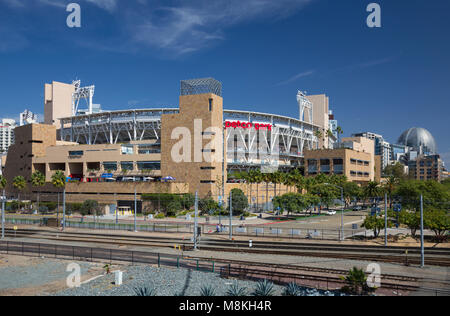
[56,265,344,296]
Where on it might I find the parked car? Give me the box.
[325,210,336,216]
[352,206,362,211]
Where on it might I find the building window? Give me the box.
[202,149,216,153]
[121,162,134,171]
[209,99,213,112]
[103,162,118,171]
[69,151,84,157]
[121,145,134,155]
[137,161,161,171]
[201,180,216,184]
[138,144,161,154]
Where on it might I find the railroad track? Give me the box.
[3,228,450,267]
[0,240,421,294]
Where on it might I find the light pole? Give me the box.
[194,191,198,250]
[229,190,233,240]
[1,190,5,240]
[134,186,137,232]
[420,194,425,268]
[384,193,388,247]
[325,183,344,241]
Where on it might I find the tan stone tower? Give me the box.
[161,78,225,198]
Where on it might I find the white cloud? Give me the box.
[0,0,313,55]
[85,0,117,12]
[128,0,313,55]
[275,70,315,86]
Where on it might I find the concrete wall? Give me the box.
[161,93,225,198]
[44,81,74,128]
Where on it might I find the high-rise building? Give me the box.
[305,94,335,149]
[352,132,392,171]
[408,154,444,182]
[0,119,17,153]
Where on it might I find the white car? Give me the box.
[325,210,336,216]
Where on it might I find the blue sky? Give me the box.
[0,0,449,166]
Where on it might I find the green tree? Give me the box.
[383,162,406,180]
[424,209,450,240]
[383,176,399,208]
[0,176,6,191]
[395,180,449,212]
[31,171,45,213]
[198,197,219,215]
[398,210,421,237]
[343,181,362,207]
[81,200,101,222]
[363,181,381,204]
[361,213,392,238]
[51,171,66,229]
[12,176,27,211]
[181,193,195,210]
[336,126,344,147]
[310,183,339,210]
[229,188,249,216]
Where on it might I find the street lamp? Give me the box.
[324,183,344,241]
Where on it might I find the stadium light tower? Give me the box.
[72,80,95,116]
[297,91,313,124]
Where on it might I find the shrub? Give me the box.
[200,285,216,296]
[282,283,302,296]
[340,267,376,296]
[226,282,247,296]
[134,286,157,296]
[251,280,275,296]
[155,213,165,219]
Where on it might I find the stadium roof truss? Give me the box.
[59,109,319,168]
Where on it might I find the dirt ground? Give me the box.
[0,255,107,296]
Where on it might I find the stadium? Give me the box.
[56,78,327,174]
[4,77,334,201]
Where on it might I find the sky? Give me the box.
[0,0,449,166]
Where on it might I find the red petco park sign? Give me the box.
[225,121,272,131]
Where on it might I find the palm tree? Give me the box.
[336,126,344,147]
[252,169,263,212]
[289,169,304,193]
[314,130,323,149]
[51,171,66,230]
[31,171,45,213]
[383,176,398,208]
[262,173,271,212]
[12,176,27,212]
[0,175,7,239]
[364,181,380,206]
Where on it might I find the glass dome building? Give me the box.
[397,127,437,155]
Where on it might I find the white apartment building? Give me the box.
[352,132,392,171]
[0,119,16,153]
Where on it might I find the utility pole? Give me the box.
[420,194,425,268]
[229,190,233,240]
[385,193,388,247]
[340,187,344,241]
[62,188,66,231]
[194,191,198,250]
[134,186,137,232]
[1,190,5,239]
